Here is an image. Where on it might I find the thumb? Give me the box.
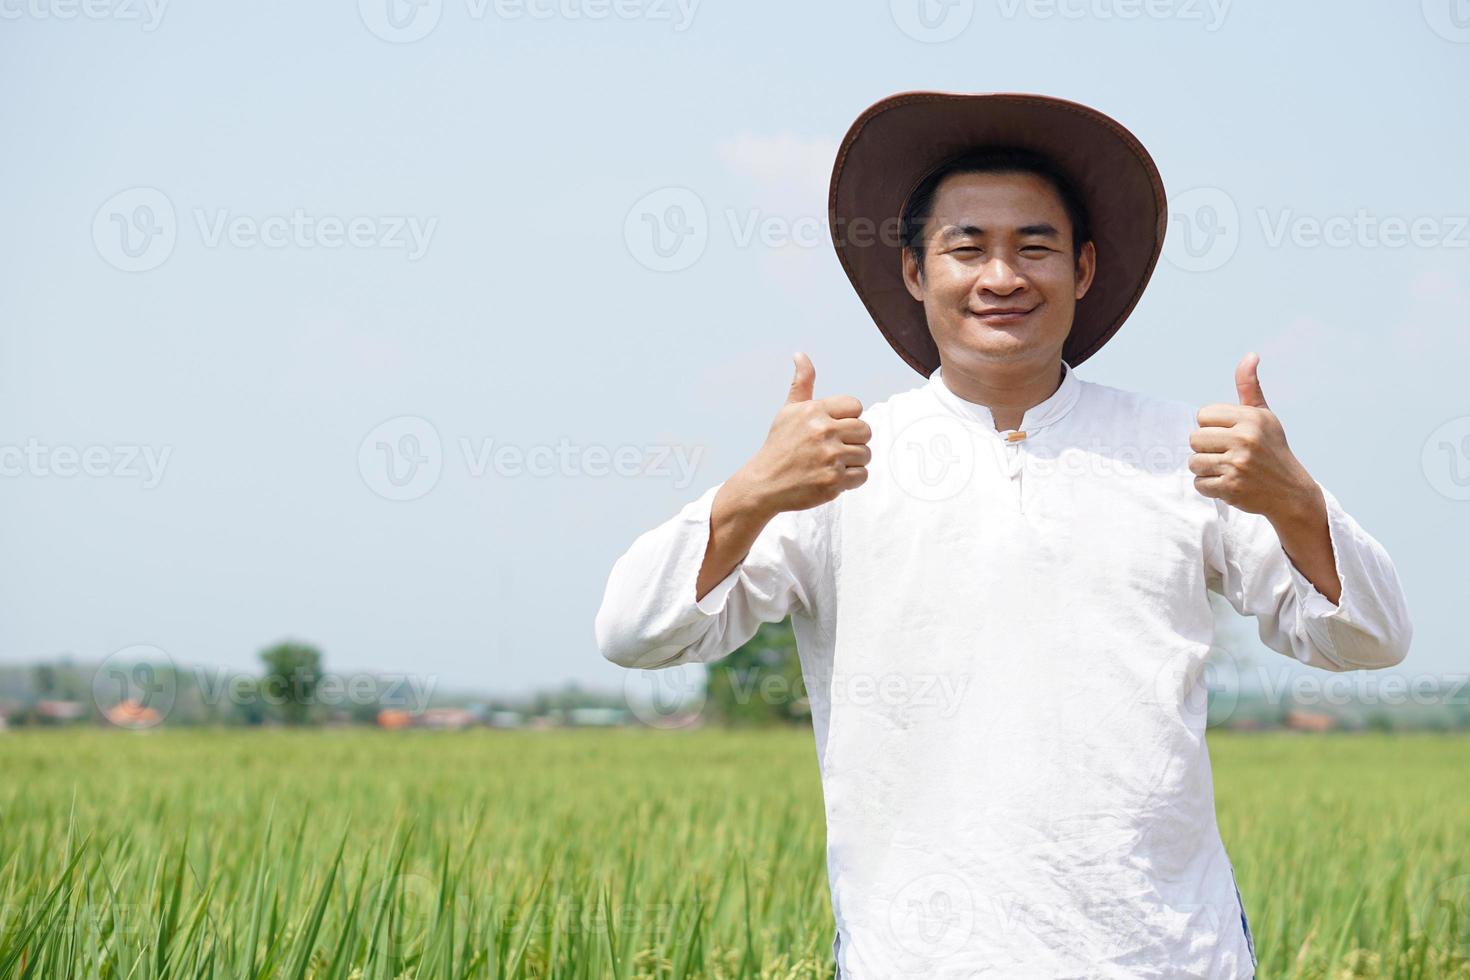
[786,351,815,404]
[1235,351,1269,409]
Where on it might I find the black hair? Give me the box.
[900,146,1092,280]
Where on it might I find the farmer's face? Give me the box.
[902,171,1096,373]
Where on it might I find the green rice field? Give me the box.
[0,729,1467,978]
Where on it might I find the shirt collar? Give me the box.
[926,359,1082,437]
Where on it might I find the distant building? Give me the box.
[566,707,627,727]
[36,700,87,722]
[376,709,414,729]
[103,699,162,729]
[421,707,477,730]
[1285,709,1336,732]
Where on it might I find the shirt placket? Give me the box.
[994,429,1027,512]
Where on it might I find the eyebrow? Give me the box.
[937,223,1061,241]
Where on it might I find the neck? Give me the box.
[939,358,1065,432]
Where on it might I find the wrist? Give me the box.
[1267,477,1325,533]
[720,468,782,525]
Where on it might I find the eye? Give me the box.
[1021,245,1053,253]
[951,246,982,254]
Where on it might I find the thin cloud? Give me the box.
[716,131,836,211]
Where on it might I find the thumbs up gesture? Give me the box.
[1188,352,1318,521]
[733,352,872,516]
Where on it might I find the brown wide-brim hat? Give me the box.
[828,91,1167,376]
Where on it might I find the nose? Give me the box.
[974,255,1027,296]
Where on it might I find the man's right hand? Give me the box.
[732,351,872,517]
[696,353,871,603]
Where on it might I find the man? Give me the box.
[595,92,1412,978]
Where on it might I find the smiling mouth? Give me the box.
[968,307,1037,322]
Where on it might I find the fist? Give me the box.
[1188,352,1317,520]
[737,352,872,515]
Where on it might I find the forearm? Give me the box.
[1268,481,1342,606]
[697,471,779,603]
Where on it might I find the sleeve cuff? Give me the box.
[1287,481,1352,620]
[684,482,743,616]
[696,568,743,614]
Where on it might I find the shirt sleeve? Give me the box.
[594,481,831,671]
[1203,480,1413,672]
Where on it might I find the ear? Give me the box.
[901,246,926,303]
[1073,240,1097,301]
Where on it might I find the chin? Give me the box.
[952,326,1031,358]
[939,326,1060,369]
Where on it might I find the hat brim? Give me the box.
[828,91,1167,376]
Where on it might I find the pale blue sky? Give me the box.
[1,0,1466,696]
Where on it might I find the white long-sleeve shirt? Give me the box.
[594,359,1413,979]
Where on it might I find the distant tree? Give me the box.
[705,619,807,726]
[231,674,268,726]
[258,641,323,726]
[33,663,58,699]
[1366,711,1395,733]
[348,694,382,726]
[30,661,91,721]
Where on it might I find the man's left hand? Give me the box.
[1188,352,1322,524]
